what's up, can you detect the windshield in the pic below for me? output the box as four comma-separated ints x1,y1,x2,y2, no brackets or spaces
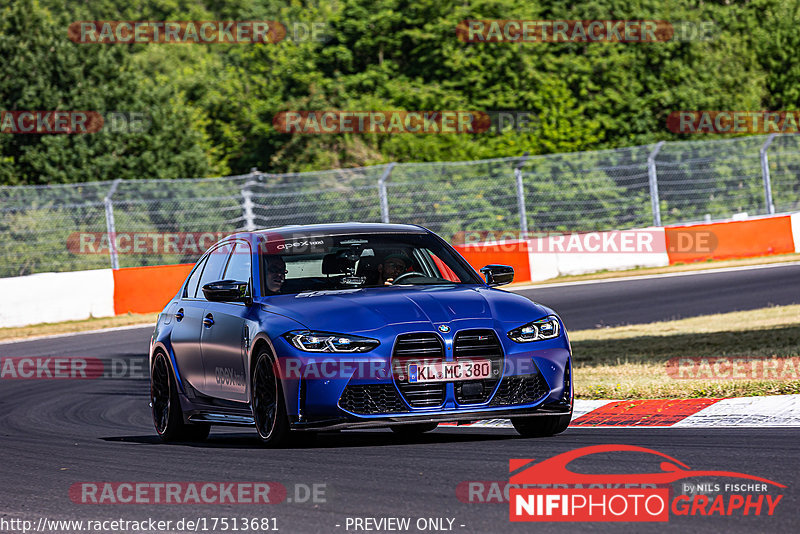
258,232,481,296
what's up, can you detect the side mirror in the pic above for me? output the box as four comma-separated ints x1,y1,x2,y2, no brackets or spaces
202,280,251,304
480,264,514,287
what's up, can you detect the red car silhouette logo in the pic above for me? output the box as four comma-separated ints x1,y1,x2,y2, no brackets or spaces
510,444,785,487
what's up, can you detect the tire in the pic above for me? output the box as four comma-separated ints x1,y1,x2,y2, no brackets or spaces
511,414,571,438
390,422,439,435
251,350,291,447
150,352,210,442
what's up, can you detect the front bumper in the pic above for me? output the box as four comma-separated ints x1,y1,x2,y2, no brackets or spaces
274,321,573,429
289,402,572,431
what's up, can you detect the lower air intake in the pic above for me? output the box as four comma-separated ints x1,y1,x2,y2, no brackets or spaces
490,368,549,406
339,384,407,415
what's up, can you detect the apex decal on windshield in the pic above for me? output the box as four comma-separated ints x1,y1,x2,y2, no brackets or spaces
275,240,324,250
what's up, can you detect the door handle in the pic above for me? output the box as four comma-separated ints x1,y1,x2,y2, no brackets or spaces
203,313,214,327
175,309,184,321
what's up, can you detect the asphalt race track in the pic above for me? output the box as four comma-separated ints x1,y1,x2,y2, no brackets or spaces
0,377,797,533
518,262,800,330
2,263,799,533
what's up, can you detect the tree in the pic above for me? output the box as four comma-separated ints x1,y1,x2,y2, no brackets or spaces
0,0,221,185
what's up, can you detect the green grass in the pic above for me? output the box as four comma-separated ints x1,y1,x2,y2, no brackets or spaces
571,305,800,399
0,313,158,342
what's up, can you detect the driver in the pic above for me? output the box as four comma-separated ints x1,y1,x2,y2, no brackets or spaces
264,255,287,295
378,253,411,285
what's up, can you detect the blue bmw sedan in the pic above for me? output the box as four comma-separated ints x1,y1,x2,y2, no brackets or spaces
149,223,573,446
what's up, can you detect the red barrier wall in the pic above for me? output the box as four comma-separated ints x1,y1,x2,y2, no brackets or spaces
453,240,532,283
112,263,193,315
665,216,794,264
109,216,798,316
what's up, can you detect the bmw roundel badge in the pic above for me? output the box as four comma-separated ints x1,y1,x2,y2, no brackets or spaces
438,325,451,333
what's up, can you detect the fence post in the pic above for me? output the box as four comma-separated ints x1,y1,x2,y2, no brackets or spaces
760,134,776,215
378,162,396,223
514,152,530,238
103,179,122,270
242,168,259,231
647,141,665,227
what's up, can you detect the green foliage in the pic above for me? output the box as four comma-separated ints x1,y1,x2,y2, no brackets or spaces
2,0,797,180
0,0,222,185
3,0,800,276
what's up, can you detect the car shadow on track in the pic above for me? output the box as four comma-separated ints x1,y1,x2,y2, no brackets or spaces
102,428,520,449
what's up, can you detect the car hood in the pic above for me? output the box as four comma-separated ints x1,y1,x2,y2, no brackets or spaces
258,285,551,333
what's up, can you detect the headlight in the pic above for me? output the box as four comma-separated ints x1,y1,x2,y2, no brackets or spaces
283,331,380,353
507,316,560,343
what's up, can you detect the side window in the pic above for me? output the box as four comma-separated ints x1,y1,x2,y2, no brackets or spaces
224,242,252,282
184,256,208,298
196,243,233,300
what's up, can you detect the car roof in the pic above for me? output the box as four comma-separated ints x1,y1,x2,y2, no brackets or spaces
205,224,432,252
253,222,428,236
220,223,430,242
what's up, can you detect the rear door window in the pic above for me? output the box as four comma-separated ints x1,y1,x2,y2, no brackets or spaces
184,256,208,298
223,242,252,282
196,243,233,299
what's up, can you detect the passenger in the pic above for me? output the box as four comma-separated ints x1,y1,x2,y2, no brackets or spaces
379,253,411,285
264,255,287,295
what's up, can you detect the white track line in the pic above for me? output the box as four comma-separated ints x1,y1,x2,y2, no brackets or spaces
509,261,800,291
0,323,154,346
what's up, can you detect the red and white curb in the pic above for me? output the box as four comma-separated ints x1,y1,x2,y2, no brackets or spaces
673,395,800,427
441,395,800,428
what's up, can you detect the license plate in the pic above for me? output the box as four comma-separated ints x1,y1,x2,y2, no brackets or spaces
408,359,492,383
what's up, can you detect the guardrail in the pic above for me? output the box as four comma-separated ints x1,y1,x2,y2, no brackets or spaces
3,134,800,278
2,212,799,328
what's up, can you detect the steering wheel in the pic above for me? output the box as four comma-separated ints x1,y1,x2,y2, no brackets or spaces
391,271,427,285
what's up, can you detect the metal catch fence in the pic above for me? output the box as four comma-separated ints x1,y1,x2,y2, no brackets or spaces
1,134,799,277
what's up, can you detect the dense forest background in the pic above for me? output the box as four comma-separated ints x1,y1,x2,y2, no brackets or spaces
0,0,798,185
